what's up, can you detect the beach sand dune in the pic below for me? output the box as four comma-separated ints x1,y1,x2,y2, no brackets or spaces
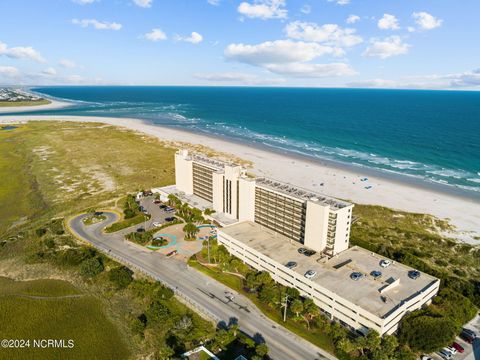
1,115,479,243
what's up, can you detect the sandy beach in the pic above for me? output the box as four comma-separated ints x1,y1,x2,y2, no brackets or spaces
0,99,72,113
1,115,479,244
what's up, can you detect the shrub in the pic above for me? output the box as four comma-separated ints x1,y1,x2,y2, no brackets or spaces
109,266,134,289
35,228,47,237
80,257,105,278
146,300,170,323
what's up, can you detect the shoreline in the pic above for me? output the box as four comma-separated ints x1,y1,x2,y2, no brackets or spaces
0,98,72,114
1,114,479,244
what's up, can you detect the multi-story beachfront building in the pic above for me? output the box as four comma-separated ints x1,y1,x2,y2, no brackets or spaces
173,149,353,256
155,149,440,336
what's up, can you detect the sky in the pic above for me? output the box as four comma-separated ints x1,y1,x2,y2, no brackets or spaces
0,0,479,89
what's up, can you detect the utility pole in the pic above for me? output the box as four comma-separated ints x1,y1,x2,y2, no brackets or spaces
283,294,289,322
207,237,211,264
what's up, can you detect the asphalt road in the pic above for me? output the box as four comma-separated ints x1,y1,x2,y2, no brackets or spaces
68,212,335,360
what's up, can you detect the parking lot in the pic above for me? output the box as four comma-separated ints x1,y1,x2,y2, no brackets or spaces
134,195,209,260
429,315,479,360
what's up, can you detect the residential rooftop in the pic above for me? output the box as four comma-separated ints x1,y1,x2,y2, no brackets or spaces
219,221,438,319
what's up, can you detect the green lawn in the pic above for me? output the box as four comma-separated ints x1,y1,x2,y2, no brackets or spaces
188,258,336,354
0,99,51,107
0,277,130,360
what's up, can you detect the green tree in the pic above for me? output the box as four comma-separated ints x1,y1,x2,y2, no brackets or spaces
399,313,457,353
183,222,199,240
228,323,239,337
80,257,104,278
255,343,269,357
302,298,320,329
290,299,304,317
109,266,134,289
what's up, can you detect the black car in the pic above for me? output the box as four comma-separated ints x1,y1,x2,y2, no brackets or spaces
297,247,307,254
165,217,176,222
94,211,103,216
136,227,145,233
462,328,477,338
370,270,382,279
285,261,298,269
408,270,421,280
304,250,316,257
159,204,167,209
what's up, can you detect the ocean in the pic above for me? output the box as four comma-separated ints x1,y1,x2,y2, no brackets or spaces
13,86,480,196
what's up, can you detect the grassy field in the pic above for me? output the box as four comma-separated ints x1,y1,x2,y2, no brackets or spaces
0,277,130,360
0,99,51,107
0,121,175,234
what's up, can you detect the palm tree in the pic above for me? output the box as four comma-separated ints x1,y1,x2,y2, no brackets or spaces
183,222,199,240
290,299,304,318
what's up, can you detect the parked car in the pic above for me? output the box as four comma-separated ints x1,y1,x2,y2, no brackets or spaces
460,332,475,344
94,211,103,216
153,200,161,204
462,328,477,338
159,204,167,209
304,250,316,257
408,270,421,280
298,247,307,254
285,261,297,269
165,217,176,222
304,270,317,279
152,222,162,227
451,342,464,353
420,356,433,360
438,349,453,360
370,270,382,279
166,250,177,257
380,259,392,268
165,207,175,212
350,272,364,281
445,346,457,356
136,227,145,233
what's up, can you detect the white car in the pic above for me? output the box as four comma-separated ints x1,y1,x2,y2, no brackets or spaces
152,222,162,227
438,349,453,360
445,347,457,356
304,270,317,279
380,259,392,268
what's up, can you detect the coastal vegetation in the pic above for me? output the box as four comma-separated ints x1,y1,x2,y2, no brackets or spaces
105,194,150,233
0,99,51,107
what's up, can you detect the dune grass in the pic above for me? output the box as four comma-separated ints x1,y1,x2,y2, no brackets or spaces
0,99,51,107
0,277,130,360
0,121,175,235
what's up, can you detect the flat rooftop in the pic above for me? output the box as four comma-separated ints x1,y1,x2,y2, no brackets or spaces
219,221,438,319
255,177,352,210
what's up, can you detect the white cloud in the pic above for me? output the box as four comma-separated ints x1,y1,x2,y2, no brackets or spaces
264,63,356,77
347,69,480,89
0,41,46,63
144,28,167,41
194,72,285,85
238,0,287,20
300,5,311,14
59,59,77,68
363,36,410,59
72,19,122,30
412,12,442,30
407,26,416,33
225,39,355,78
207,0,220,5
133,0,152,8
71,0,97,4
0,66,20,77
284,21,362,48
328,0,350,5
41,67,57,76
378,14,400,30
225,40,342,65
175,32,203,44
346,15,360,24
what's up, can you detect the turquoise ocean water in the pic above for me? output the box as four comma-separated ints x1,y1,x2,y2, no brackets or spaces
6,86,480,197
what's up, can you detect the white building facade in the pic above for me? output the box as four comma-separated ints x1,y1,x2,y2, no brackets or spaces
175,149,353,256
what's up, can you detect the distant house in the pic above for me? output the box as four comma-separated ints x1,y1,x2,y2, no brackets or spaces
181,346,219,360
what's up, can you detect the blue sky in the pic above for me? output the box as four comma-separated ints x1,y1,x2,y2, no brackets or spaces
0,0,479,88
